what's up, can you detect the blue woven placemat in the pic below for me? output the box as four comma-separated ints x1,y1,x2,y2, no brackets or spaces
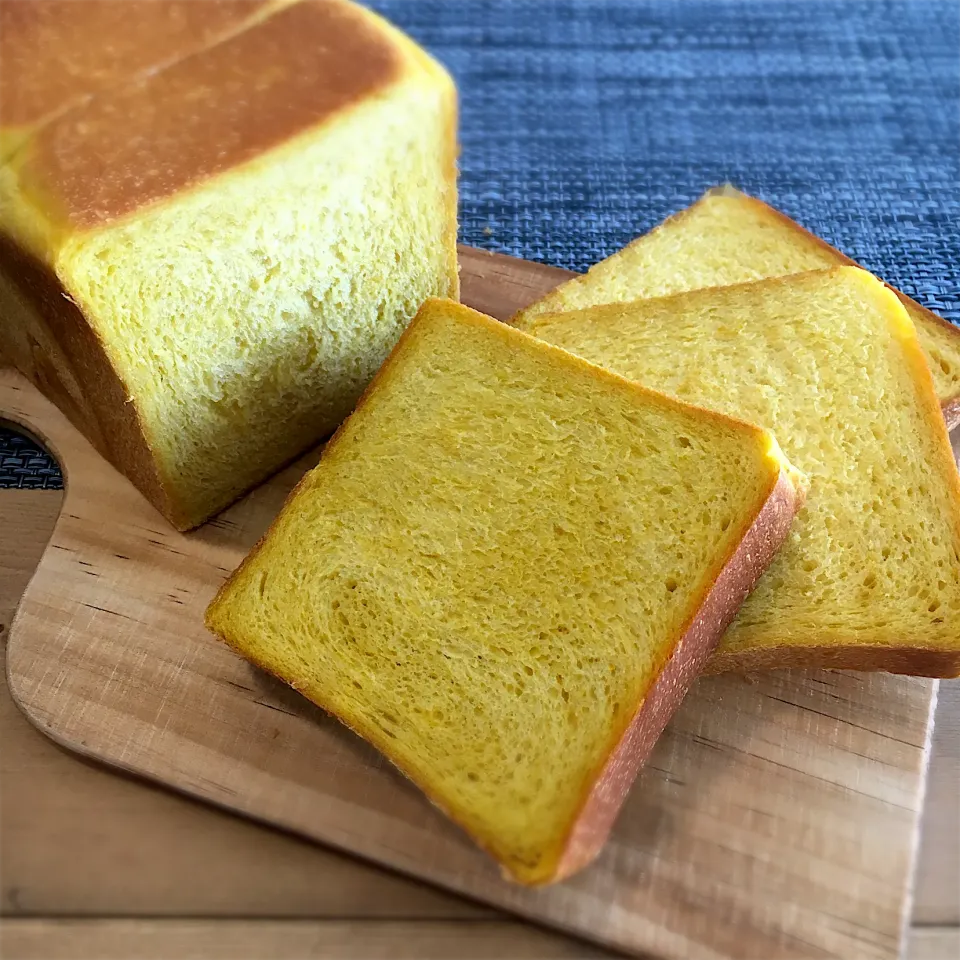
2,0,958,488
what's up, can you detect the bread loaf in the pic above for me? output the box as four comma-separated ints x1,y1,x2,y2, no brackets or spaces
206,298,803,884
513,188,960,424
520,268,960,677
0,0,459,529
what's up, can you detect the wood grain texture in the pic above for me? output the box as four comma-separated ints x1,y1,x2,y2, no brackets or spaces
0,919,610,960
0,500,955,942
1,510,484,923
0,248,941,959
913,682,960,924
0,491,59,628
907,928,960,960
3,921,958,960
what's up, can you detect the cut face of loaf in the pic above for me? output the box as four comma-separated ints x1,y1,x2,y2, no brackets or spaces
206,298,803,884
512,188,960,422
0,0,458,529
521,268,960,677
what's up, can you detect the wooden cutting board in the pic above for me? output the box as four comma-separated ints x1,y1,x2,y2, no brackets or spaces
2,247,938,960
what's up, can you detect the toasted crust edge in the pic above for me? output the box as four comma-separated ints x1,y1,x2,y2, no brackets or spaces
0,231,174,522
0,58,459,531
704,644,960,678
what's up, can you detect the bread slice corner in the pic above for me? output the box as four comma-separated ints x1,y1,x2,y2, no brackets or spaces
512,187,960,422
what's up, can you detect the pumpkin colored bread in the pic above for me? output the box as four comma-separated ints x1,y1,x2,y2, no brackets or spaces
518,268,960,677
207,298,802,883
513,187,960,425
0,0,458,529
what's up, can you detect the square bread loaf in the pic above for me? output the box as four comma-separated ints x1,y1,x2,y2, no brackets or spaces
207,298,803,884
0,0,459,529
512,187,960,424
519,268,960,677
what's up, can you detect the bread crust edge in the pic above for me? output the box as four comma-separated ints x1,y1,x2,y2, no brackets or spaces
0,231,175,522
549,463,802,882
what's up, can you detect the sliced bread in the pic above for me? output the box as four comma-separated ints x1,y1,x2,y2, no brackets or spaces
206,298,802,884
521,268,960,677
512,187,960,423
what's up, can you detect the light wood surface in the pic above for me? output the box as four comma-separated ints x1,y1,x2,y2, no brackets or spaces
908,928,960,960
913,679,960,925
5,922,960,960
0,248,954,959
8,920,960,960
1,919,611,959
0,508,956,954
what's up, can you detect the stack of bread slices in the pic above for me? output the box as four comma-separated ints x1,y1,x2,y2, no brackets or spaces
210,188,960,884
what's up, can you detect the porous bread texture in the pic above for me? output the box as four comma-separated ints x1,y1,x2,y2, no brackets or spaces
523,268,960,677
0,0,459,530
512,188,960,416
207,298,800,884
63,83,455,528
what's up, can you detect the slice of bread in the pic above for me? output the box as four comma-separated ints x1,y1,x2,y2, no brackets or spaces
206,298,803,884
512,187,960,424
521,268,960,677
0,0,458,529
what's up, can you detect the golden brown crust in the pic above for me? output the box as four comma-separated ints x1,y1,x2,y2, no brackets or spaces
0,233,173,523
0,1,278,142
20,0,404,229
0,0,454,530
705,644,960,678
552,466,802,881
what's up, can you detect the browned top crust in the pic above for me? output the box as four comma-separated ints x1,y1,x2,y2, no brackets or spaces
0,0,276,131
16,0,405,229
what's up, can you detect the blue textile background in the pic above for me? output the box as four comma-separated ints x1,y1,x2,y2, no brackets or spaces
2,0,958,488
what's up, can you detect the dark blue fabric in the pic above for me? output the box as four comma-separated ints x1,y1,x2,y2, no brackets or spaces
0,430,64,489
3,0,957,487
